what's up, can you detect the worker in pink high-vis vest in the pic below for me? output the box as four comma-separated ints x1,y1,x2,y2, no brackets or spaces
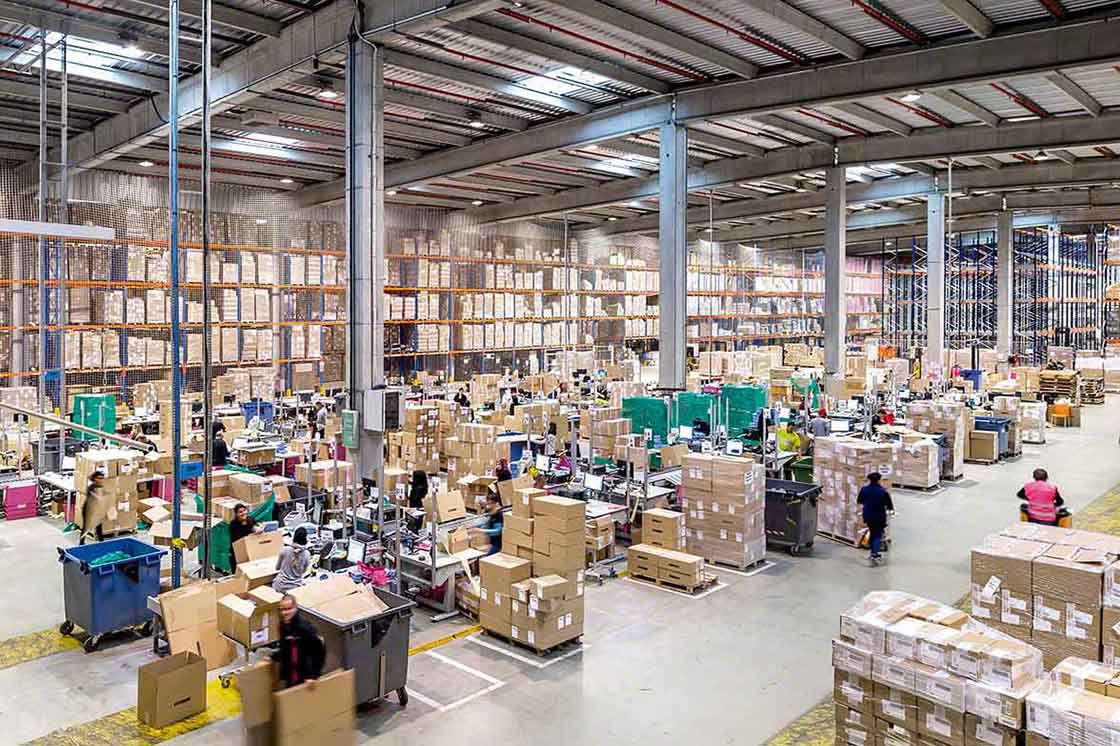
1018,468,1064,525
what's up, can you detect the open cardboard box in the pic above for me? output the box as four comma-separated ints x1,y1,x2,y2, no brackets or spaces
233,532,284,564
239,664,355,746
158,582,236,671
137,651,206,728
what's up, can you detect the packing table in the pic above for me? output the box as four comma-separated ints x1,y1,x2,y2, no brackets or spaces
396,546,485,621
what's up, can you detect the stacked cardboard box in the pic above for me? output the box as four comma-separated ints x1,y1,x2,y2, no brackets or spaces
531,495,587,578
1019,402,1047,445
627,543,706,589
1024,672,1120,744
479,550,585,652
74,449,142,534
591,416,631,463
469,374,501,410
680,454,766,568
971,525,1120,669
834,591,1044,746
813,438,895,545
293,461,354,490
888,435,941,490
444,422,509,487
990,396,1023,455
585,515,615,562
907,400,967,479
642,508,684,550
386,403,438,475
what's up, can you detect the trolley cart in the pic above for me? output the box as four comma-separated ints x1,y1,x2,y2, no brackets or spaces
763,478,820,556
58,537,165,652
302,586,415,707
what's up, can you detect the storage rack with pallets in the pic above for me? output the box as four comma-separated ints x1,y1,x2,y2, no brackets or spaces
0,212,344,406
883,238,928,354
1038,369,1080,403
946,230,998,351
1082,375,1105,404
1014,227,1102,364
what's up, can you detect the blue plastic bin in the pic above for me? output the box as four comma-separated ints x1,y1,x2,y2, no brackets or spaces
58,537,165,651
240,399,275,426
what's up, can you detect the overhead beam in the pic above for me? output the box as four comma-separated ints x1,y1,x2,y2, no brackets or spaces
0,0,204,65
538,0,759,79
832,102,913,136
751,113,835,145
127,147,337,181
1048,149,1077,165
48,0,502,178
687,129,766,157
934,0,994,38
119,0,282,38
382,49,593,114
468,109,1120,222
1045,71,1102,116
93,159,299,190
725,0,865,60
452,19,671,94
0,77,132,114
292,20,1120,206
928,89,1000,126
384,87,529,131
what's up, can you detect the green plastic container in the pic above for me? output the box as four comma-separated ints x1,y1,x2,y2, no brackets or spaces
720,384,768,438
790,457,815,484
672,392,717,431
621,396,668,441
71,393,117,441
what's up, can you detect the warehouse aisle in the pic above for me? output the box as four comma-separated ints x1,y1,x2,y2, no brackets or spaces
6,402,1120,746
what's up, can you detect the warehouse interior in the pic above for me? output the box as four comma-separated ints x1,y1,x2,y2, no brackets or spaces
6,0,1120,744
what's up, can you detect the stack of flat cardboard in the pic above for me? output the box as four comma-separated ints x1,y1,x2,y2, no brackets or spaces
813,438,894,546
834,591,1044,746
680,455,766,569
907,400,967,479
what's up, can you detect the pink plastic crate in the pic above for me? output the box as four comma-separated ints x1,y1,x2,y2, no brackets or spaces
4,482,38,520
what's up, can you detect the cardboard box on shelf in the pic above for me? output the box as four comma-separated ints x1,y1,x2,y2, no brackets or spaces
136,651,207,728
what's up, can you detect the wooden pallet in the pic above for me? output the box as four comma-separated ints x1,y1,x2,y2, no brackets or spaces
628,570,719,595
941,472,966,482
702,555,767,572
481,628,583,656
965,458,998,465
893,481,941,492
817,531,892,552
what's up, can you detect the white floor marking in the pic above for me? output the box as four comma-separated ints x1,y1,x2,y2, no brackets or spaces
404,687,444,711
623,576,728,599
464,633,588,669
426,650,504,685
708,560,775,578
439,682,506,712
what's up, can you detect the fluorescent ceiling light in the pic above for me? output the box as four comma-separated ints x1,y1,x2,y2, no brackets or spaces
469,120,484,128
255,218,268,225
138,160,154,167
386,190,398,196
471,200,483,206
521,66,605,97
318,87,340,100
607,217,618,221
900,92,921,103
280,177,294,184
245,132,298,146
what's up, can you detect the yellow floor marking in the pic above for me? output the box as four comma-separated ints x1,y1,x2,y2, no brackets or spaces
763,481,1120,746
24,621,483,745
0,629,81,671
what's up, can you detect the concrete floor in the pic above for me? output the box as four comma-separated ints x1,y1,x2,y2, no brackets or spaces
5,400,1120,745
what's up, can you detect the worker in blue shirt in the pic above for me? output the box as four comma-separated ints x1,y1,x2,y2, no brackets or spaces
856,472,894,565
470,494,504,555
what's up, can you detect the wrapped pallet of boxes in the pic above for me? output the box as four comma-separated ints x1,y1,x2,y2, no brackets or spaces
1026,676,1120,745
681,456,766,569
907,400,967,479
889,435,941,490
1019,402,1046,445
813,438,894,547
970,534,1049,644
834,591,1044,746
1031,545,1108,669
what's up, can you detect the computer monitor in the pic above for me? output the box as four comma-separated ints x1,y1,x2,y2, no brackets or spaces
535,454,550,472
726,439,743,456
830,419,851,434
779,407,791,420
678,425,693,440
584,473,603,492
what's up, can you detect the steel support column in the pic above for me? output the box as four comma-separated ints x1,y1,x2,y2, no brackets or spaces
927,194,947,373
996,210,1013,358
823,165,846,390
658,122,687,390
346,33,385,482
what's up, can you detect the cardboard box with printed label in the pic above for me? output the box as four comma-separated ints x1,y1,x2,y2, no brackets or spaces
643,508,684,550
962,714,1016,746
835,669,876,715
681,453,714,494
230,473,272,504
511,486,547,518
918,696,965,745
136,651,207,728
873,682,919,731
217,586,282,648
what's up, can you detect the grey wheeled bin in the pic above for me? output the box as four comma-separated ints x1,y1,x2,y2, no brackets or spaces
302,586,416,707
763,478,820,556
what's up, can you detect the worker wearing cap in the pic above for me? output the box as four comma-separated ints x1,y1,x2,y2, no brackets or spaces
808,408,830,438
